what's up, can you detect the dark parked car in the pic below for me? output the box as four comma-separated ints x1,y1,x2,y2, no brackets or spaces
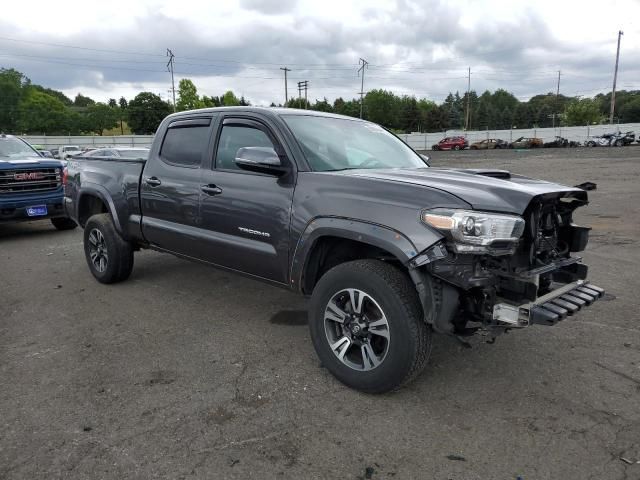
621,131,635,146
432,136,468,151
509,137,543,149
65,107,604,393
0,135,77,230
469,139,508,150
543,136,579,148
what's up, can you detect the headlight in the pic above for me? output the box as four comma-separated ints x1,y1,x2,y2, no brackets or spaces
421,208,525,254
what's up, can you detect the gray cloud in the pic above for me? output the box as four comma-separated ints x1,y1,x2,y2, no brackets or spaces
239,0,298,14
1,0,638,105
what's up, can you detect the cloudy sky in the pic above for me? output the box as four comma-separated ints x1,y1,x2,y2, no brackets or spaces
1,0,639,105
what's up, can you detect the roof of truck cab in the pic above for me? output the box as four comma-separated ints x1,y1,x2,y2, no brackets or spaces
165,106,369,122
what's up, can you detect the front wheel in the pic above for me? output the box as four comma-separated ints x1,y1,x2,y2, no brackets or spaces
51,217,77,231
83,213,134,284
309,260,432,393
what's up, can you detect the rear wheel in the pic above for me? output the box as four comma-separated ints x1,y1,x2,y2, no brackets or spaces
453,145,461,151
51,217,77,231
83,213,134,284
309,260,432,393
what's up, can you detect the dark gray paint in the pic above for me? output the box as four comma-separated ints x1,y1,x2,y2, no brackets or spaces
64,106,590,292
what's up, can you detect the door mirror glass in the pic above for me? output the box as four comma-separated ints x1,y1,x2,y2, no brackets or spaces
419,154,431,166
234,146,285,175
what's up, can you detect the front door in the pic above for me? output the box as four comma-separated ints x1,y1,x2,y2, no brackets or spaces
140,116,214,256
199,116,295,284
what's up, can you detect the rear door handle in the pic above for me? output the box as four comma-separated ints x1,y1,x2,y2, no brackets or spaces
145,177,162,187
201,184,223,196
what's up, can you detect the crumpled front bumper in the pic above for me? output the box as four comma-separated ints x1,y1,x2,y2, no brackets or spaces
493,280,605,327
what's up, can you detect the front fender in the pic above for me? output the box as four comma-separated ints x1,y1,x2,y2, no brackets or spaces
290,216,421,291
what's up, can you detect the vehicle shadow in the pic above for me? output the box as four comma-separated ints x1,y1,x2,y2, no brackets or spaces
0,221,66,241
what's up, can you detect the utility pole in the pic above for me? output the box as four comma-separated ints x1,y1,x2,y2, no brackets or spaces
464,67,471,130
609,30,623,125
358,58,368,119
280,67,291,106
297,81,309,109
166,49,176,111
552,70,561,129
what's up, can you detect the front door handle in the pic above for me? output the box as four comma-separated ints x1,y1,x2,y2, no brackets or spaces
145,176,162,187
201,184,223,196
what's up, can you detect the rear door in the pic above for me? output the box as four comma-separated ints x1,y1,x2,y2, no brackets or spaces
198,115,296,283
140,115,215,256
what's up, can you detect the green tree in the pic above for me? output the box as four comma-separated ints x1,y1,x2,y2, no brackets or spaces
222,91,240,106
74,93,95,107
0,68,30,133
176,78,203,111
85,103,119,135
108,98,117,108
618,96,640,123
417,99,437,132
311,97,333,113
399,96,420,132
364,89,399,127
118,97,128,135
202,95,222,107
18,89,68,134
127,92,172,134
564,99,603,126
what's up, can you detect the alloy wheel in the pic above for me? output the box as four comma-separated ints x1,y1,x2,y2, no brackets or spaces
323,288,390,371
88,228,108,273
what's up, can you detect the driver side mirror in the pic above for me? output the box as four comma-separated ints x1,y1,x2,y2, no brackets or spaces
420,154,431,166
234,147,287,175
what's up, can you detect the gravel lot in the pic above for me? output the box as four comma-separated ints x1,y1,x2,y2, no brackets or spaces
1,146,639,479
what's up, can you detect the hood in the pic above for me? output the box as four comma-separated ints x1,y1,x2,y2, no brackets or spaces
0,157,64,170
335,167,587,214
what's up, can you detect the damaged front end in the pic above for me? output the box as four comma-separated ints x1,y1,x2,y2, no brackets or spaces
410,190,605,344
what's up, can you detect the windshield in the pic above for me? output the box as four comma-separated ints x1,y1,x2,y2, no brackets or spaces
0,137,41,158
283,115,427,171
66,146,80,151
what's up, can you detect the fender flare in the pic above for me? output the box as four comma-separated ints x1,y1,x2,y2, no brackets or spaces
76,184,123,234
290,216,419,292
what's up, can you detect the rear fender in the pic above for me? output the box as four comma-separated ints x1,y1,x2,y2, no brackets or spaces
77,185,123,234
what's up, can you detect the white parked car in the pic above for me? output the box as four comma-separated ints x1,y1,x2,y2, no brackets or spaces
56,145,82,159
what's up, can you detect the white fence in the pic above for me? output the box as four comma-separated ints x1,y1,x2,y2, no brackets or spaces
21,135,154,149
21,123,640,152
400,123,640,151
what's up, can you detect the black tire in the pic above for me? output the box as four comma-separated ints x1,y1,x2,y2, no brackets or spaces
453,145,461,151
51,217,77,231
83,213,134,284
470,146,477,150
309,259,432,393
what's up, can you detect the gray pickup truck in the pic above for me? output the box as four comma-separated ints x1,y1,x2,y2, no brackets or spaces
65,107,604,393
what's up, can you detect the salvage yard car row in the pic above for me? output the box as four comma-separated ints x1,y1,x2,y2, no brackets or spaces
432,131,638,150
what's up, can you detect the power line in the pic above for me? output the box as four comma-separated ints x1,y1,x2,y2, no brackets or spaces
280,67,291,106
465,67,471,130
166,49,176,111
610,30,623,124
358,58,368,119
553,70,561,128
297,80,309,109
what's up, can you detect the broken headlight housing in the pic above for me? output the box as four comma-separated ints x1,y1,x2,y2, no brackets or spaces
421,208,525,255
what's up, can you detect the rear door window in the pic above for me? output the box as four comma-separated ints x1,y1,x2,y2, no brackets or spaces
160,121,211,167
